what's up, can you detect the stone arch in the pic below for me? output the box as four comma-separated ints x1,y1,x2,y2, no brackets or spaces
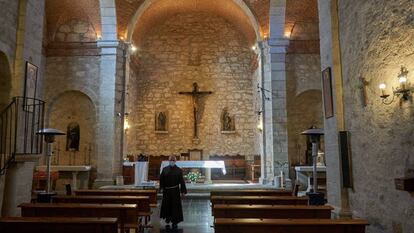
125,0,261,45
0,51,12,110
287,89,323,167
46,90,97,186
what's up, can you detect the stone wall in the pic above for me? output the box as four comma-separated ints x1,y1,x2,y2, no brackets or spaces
319,0,414,232
0,0,19,65
286,54,322,168
54,19,97,42
127,12,259,157
338,1,414,232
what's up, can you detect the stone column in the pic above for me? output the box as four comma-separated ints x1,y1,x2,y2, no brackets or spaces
1,155,41,216
269,0,289,181
259,41,274,184
317,0,351,218
94,0,122,187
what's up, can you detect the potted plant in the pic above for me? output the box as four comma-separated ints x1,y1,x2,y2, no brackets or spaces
186,171,200,184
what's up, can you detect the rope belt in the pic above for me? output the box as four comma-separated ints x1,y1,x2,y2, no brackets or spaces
164,185,179,190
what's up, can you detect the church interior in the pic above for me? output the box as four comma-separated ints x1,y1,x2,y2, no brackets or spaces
0,0,413,232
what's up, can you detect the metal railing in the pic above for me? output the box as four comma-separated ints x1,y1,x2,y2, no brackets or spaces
0,97,45,175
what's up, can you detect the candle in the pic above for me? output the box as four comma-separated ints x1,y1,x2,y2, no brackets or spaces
280,170,284,189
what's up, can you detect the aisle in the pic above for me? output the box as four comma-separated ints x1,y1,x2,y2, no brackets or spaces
145,198,214,233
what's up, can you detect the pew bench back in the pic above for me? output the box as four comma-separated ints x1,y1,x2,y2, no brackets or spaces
212,204,333,219
0,217,118,233
214,218,368,233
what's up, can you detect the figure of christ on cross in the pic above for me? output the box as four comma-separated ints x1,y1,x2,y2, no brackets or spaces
179,82,213,139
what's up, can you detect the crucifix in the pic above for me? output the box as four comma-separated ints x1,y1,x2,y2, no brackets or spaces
179,82,213,139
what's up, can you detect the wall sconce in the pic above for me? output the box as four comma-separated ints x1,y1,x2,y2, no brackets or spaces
379,66,413,105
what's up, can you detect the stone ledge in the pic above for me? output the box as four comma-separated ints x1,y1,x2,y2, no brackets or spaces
221,131,236,134
155,131,168,134
14,154,42,163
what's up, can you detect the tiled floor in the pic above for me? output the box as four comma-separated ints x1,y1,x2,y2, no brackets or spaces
145,198,214,233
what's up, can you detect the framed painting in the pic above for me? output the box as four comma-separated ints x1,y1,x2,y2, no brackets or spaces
322,67,334,118
24,62,38,112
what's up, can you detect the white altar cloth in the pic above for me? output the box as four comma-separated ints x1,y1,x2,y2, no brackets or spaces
36,165,91,190
294,166,326,192
123,162,149,186
160,161,226,175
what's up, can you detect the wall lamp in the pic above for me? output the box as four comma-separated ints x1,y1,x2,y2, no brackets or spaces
379,66,413,105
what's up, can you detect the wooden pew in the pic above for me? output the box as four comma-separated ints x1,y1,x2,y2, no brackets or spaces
214,218,369,233
212,204,332,219
210,189,292,197
0,217,118,233
19,203,138,233
211,196,309,206
52,195,150,212
74,189,157,207
52,195,151,229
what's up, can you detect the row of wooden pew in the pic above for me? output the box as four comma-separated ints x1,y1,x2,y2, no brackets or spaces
0,189,158,233
210,189,368,233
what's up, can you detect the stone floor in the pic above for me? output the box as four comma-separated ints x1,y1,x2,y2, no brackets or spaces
145,198,214,233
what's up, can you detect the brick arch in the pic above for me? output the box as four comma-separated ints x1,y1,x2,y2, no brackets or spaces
287,89,323,165
125,0,261,45
0,51,12,109
46,90,98,172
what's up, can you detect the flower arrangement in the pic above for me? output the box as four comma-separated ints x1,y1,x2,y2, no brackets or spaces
186,171,200,183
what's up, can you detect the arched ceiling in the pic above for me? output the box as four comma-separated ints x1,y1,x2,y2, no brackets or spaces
43,0,318,53
120,0,261,45
285,0,319,53
45,0,101,42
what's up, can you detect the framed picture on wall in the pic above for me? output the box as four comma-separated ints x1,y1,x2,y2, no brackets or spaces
322,67,334,118
24,62,38,112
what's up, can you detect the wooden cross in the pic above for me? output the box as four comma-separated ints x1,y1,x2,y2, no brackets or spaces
179,82,213,139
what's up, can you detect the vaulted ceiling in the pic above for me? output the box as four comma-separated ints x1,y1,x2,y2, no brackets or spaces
45,0,101,42
45,0,319,52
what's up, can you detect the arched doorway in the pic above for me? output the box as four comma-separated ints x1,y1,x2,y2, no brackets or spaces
47,90,97,189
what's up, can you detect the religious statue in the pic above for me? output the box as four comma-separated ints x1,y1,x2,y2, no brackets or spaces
66,122,80,151
221,108,235,131
155,112,167,131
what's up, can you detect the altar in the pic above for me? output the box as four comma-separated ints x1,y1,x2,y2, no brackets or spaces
295,165,326,192
160,160,226,184
36,165,91,190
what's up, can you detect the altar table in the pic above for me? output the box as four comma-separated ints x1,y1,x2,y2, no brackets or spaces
36,165,91,190
294,166,326,192
160,161,226,184
123,162,149,186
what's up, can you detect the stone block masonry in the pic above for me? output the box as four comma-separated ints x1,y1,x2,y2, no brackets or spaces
127,12,260,157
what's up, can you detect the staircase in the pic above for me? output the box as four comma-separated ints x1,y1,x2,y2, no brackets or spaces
0,97,45,175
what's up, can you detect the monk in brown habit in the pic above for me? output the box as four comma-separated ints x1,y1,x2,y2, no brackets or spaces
160,155,187,229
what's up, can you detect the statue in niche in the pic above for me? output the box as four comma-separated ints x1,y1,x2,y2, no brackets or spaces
155,112,167,131
66,122,80,151
221,108,235,132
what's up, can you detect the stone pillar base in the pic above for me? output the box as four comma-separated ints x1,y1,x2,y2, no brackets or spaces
331,205,353,219
2,154,41,216
93,178,114,189
259,176,273,185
